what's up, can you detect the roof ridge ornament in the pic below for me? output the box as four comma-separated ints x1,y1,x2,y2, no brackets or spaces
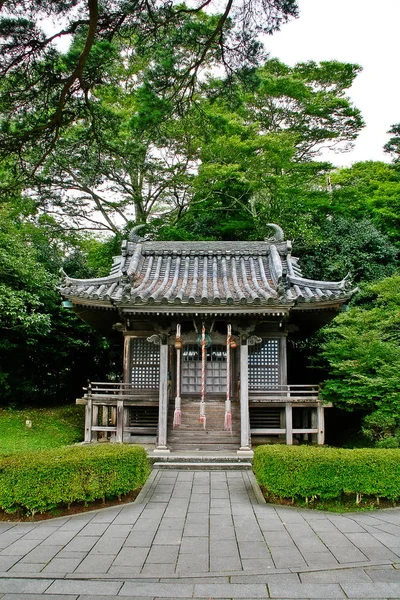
266,223,285,243
340,272,353,290
128,224,146,242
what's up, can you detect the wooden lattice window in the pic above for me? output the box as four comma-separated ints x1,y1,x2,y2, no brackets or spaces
182,344,227,394
131,338,160,389
248,339,280,390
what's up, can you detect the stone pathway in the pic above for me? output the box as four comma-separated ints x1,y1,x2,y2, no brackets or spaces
1,469,400,598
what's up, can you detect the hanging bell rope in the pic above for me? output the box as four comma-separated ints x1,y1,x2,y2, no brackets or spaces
173,323,182,428
200,323,206,429
224,323,232,432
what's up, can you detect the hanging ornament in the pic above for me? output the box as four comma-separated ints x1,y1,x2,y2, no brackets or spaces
200,324,206,428
224,324,232,432
196,333,212,347
173,324,182,428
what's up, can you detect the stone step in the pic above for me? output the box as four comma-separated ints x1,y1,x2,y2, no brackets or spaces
153,461,252,470
150,454,249,463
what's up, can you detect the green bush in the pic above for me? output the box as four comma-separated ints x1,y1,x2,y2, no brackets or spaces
362,412,399,445
376,437,400,449
253,445,400,502
0,444,150,515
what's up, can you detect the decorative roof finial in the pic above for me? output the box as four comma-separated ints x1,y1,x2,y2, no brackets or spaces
266,223,285,243
129,224,146,242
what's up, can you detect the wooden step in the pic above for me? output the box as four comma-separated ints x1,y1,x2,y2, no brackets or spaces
167,399,241,451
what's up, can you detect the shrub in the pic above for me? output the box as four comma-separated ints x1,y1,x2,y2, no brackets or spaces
0,444,150,515
376,437,400,449
362,412,399,444
253,445,400,502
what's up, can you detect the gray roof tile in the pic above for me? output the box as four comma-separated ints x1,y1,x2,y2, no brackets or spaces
60,238,355,310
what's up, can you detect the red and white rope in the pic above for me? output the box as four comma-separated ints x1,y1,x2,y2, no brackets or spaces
173,323,181,427
200,324,206,429
224,323,232,431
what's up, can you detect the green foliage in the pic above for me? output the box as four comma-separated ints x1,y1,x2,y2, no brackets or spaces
0,211,55,334
63,234,124,278
320,275,400,442
0,0,297,168
329,162,400,247
0,405,85,455
253,445,400,502
0,200,122,406
384,123,400,164
0,444,150,515
362,413,400,447
166,59,363,241
297,217,398,283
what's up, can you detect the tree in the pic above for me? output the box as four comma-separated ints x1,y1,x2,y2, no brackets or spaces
328,161,400,247
0,0,298,162
320,275,400,446
384,123,400,164
30,73,200,232
0,209,54,338
297,216,398,284
155,59,363,241
0,193,122,406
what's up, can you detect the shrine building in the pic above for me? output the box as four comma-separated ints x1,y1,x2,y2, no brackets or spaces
60,224,354,456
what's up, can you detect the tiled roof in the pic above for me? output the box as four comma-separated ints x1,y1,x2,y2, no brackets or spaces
60,236,354,310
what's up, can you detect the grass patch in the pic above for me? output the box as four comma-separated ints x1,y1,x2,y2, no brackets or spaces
0,405,85,455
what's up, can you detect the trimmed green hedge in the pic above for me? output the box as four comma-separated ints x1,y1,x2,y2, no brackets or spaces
0,444,150,515
253,445,400,502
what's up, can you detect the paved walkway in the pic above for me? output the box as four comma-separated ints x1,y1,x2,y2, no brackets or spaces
1,469,400,598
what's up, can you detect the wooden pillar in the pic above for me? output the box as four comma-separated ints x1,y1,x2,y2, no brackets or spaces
84,382,93,443
285,402,293,445
279,333,288,385
116,400,124,443
238,336,252,454
311,407,318,443
302,409,309,441
317,404,325,445
91,404,99,442
84,400,93,443
123,335,133,383
155,336,170,453
99,405,109,442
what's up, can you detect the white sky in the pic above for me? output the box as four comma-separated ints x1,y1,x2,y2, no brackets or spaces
262,0,400,167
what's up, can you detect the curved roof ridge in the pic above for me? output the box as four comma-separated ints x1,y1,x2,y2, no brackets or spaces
288,273,350,291
60,272,120,286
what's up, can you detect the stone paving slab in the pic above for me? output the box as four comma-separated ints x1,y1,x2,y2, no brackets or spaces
0,579,400,600
268,582,345,598
0,579,53,594
3,468,400,597
1,595,79,600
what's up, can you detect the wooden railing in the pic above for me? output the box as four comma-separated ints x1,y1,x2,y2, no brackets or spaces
78,382,159,443
82,381,159,404
249,384,320,404
77,381,324,445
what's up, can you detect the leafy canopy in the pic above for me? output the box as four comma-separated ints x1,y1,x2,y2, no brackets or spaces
320,275,400,444
0,0,298,161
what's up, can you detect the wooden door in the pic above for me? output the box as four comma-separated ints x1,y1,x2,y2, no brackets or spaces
181,344,227,394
